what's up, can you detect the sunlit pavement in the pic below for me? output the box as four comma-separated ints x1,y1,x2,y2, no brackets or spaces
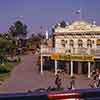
0,53,92,93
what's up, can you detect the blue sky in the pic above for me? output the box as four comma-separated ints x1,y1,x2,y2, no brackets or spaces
0,0,100,36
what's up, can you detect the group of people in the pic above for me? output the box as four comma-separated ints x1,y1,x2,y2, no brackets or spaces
55,74,75,90
90,68,100,88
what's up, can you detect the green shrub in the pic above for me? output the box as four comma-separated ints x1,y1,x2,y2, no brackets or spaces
0,63,14,74
0,66,10,73
5,63,13,70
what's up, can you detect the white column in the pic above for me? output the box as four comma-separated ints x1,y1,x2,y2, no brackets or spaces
40,55,43,74
45,30,49,40
71,61,74,77
55,60,57,75
88,62,91,78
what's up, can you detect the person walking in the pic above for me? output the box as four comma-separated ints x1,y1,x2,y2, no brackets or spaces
68,77,75,90
55,74,62,89
97,72,100,87
93,71,98,88
89,69,99,88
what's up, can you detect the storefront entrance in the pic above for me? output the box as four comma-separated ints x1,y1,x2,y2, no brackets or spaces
73,61,78,74
82,62,88,74
69,61,88,75
69,61,78,74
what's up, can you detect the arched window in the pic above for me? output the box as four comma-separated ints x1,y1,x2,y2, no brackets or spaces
87,39,92,47
61,40,65,47
92,40,95,44
69,39,74,47
78,39,83,47
66,40,67,44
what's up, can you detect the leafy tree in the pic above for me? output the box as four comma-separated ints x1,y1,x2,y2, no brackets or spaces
8,20,28,54
9,20,27,38
0,37,12,64
28,33,45,49
9,25,16,37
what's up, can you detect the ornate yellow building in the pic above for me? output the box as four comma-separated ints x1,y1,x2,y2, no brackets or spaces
40,20,100,78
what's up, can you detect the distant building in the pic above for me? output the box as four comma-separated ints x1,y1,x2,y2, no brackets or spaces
40,20,100,78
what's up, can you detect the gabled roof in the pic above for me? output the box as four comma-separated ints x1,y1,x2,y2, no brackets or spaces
69,21,92,30
54,21,100,33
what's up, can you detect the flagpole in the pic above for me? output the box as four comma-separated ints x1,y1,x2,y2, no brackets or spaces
75,9,82,21
79,8,82,20
79,0,82,20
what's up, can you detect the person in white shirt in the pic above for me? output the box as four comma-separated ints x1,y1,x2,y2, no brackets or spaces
97,72,100,87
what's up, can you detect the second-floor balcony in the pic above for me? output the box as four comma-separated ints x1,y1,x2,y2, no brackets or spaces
40,45,100,57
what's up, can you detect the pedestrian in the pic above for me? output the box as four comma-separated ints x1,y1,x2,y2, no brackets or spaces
91,70,96,77
55,74,62,89
90,69,99,88
68,77,75,90
97,72,100,87
92,71,98,88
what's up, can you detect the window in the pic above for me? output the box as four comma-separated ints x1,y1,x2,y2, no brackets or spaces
78,39,83,47
66,40,67,44
87,39,92,48
69,39,74,47
92,40,95,44
61,39,65,47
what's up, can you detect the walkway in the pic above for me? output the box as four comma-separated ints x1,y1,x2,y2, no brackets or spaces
0,53,92,93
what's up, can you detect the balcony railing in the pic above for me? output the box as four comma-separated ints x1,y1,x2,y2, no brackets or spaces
41,45,100,57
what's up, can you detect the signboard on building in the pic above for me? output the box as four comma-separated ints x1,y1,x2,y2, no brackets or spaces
51,54,95,61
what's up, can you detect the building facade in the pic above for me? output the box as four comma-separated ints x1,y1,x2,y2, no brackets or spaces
40,21,100,78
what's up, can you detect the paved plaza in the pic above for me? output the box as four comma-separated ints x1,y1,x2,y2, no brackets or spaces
0,53,92,93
